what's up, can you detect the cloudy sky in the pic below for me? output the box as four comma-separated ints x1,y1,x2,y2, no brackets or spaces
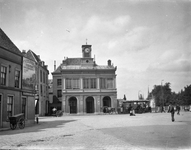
0,0,191,99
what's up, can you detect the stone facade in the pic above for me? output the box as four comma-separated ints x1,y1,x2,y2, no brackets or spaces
52,44,117,114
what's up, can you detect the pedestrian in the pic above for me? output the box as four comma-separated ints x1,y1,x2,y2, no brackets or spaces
168,102,175,122
161,106,165,113
130,107,135,116
176,105,180,115
52,107,57,116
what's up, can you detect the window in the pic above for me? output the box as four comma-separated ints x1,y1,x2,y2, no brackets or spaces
66,78,72,89
107,78,114,89
0,66,7,85
40,84,43,96
100,78,106,89
15,70,20,88
57,90,62,97
100,78,114,89
90,78,96,89
83,78,89,89
83,78,97,89
57,79,62,86
7,96,13,118
43,72,45,83
40,70,42,82
66,78,80,89
73,79,80,89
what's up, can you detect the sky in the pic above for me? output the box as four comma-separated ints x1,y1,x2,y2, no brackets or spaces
0,0,191,99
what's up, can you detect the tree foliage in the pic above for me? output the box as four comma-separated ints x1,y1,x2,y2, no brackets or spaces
148,83,191,106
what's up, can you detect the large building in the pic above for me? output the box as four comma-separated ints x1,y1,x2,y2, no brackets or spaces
22,50,49,116
0,28,35,128
52,44,117,114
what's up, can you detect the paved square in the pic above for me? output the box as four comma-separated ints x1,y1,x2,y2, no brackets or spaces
0,112,191,150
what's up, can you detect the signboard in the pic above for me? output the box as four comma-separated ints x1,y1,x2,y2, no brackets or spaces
22,57,36,90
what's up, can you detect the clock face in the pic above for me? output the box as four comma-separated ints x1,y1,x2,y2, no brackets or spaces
85,48,90,53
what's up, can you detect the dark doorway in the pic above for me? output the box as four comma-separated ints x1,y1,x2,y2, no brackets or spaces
86,97,94,113
69,97,77,114
103,96,111,107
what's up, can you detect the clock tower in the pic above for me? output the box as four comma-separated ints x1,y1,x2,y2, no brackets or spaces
82,45,92,58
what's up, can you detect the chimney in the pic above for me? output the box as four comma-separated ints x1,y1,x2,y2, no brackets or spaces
108,60,111,66
37,55,40,59
54,61,56,71
22,50,26,54
41,61,44,66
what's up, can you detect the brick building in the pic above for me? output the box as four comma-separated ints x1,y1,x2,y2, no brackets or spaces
22,50,49,116
0,28,35,128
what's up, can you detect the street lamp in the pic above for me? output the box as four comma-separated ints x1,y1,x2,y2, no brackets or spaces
161,80,164,111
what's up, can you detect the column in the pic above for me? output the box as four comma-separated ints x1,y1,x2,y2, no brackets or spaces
94,96,97,114
79,95,83,114
97,78,100,89
62,96,66,114
80,78,83,89
63,78,66,89
97,96,100,113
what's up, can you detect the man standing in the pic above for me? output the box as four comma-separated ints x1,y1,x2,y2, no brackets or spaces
176,105,180,115
169,102,175,122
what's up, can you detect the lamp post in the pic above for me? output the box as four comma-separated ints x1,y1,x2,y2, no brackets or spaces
161,80,164,112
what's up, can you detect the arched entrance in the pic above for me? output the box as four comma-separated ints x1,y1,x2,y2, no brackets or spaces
103,96,111,107
69,97,77,114
86,97,94,113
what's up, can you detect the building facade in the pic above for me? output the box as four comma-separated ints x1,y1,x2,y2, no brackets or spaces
22,50,49,116
0,28,35,128
52,44,117,114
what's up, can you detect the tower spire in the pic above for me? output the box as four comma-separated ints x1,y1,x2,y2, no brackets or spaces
86,38,88,45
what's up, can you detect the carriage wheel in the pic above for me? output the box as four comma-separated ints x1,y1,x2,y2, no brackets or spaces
18,118,25,129
10,123,17,130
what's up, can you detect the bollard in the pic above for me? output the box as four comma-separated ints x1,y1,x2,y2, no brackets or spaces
36,117,39,124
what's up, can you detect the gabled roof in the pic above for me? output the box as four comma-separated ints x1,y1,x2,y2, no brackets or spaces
27,50,41,63
0,28,21,55
51,64,62,74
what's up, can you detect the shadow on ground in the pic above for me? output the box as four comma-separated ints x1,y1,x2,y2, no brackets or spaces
0,119,76,135
99,121,191,149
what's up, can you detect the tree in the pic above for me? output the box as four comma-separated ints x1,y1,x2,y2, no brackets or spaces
149,83,191,106
150,82,172,106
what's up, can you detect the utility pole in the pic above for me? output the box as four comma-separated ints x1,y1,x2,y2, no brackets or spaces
161,80,164,112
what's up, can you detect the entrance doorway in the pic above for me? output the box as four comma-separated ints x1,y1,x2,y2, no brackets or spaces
69,97,77,114
86,97,94,113
103,96,111,107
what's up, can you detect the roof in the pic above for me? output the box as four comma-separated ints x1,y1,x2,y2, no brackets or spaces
27,50,41,63
61,65,116,70
123,100,150,103
29,50,41,62
0,28,22,55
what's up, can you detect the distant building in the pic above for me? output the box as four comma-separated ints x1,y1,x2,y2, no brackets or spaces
51,44,117,114
0,28,35,128
22,50,49,116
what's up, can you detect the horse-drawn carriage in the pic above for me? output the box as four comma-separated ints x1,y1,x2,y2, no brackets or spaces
9,113,25,130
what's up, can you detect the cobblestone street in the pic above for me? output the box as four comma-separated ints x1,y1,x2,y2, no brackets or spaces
0,112,191,150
